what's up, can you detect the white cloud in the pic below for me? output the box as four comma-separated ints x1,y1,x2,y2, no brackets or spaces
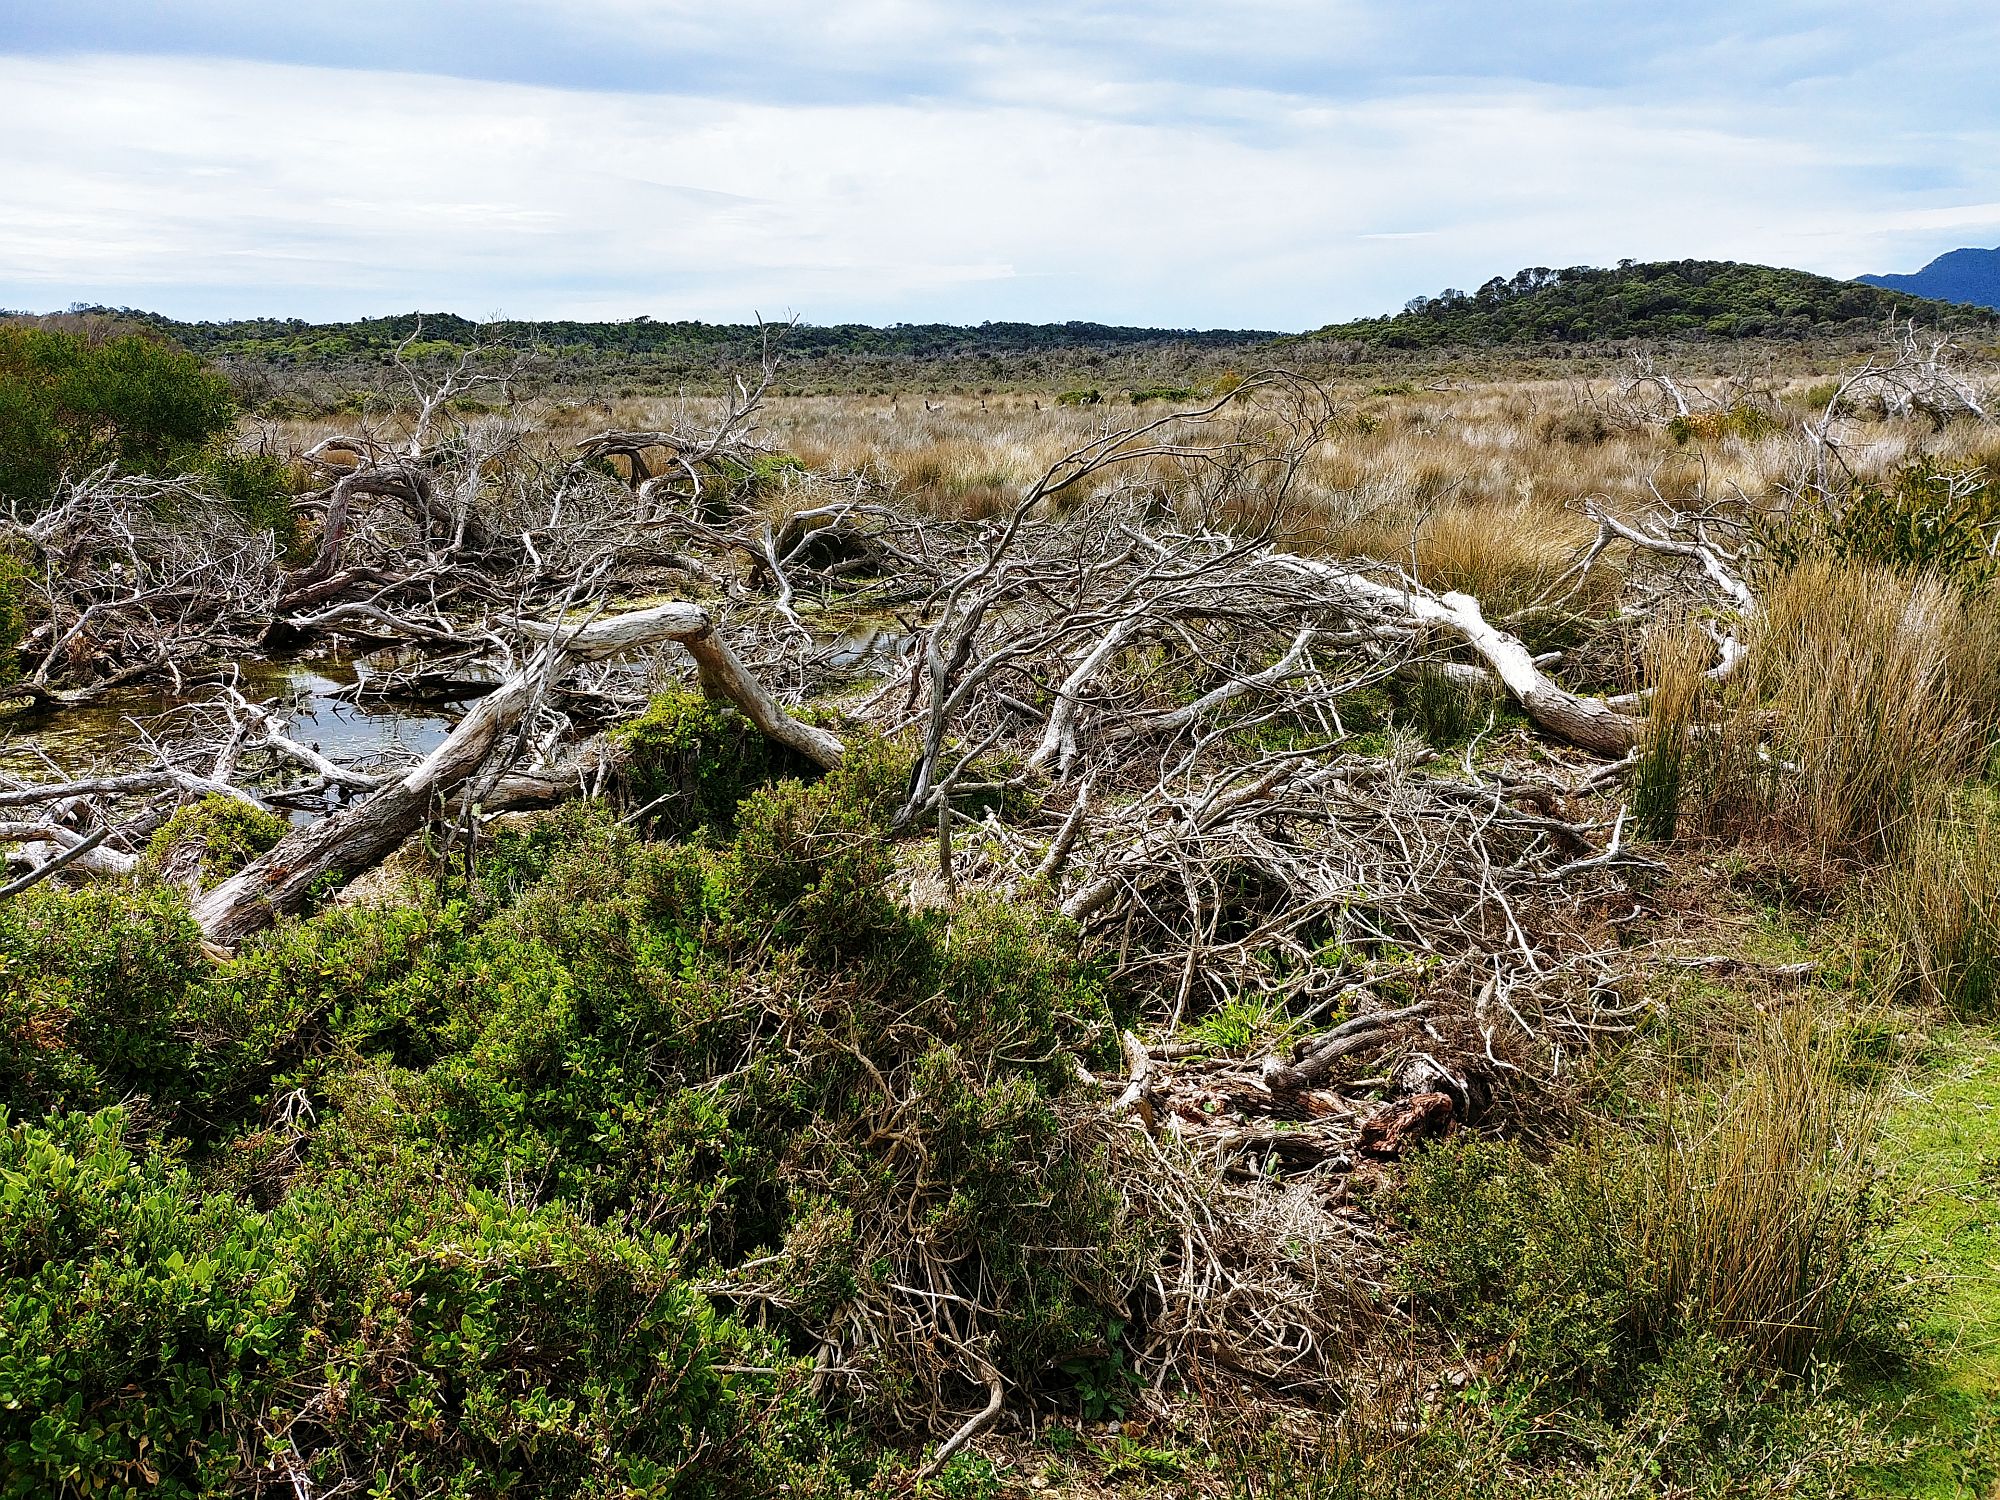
0,48,1991,324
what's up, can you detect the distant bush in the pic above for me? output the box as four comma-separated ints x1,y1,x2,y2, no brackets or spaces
1126,385,1198,404
1312,259,1996,348
0,326,235,502
1772,458,2000,589
1666,402,1781,445
1055,387,1102,406
197,447,301,553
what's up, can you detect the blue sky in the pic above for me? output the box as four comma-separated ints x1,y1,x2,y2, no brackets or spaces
1,1,1996,327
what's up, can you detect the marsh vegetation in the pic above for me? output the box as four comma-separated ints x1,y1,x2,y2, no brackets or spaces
2,309,1999,1497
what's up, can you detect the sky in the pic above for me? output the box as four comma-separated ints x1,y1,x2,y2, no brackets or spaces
1,2,1997,329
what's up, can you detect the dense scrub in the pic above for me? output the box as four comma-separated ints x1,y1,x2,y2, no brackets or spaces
1310,259,1997,348
0,736,1139,1495
0,326,235,503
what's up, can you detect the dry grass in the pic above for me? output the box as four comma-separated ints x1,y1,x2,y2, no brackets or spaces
1632,1003,1885,1373
1741,559,2000,857
1880,791,2000,1016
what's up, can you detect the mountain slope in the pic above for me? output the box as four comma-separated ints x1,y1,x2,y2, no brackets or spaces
1859,246,2000,311
1307,258,1996,348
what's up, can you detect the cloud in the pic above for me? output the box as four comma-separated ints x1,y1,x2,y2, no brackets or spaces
0,5,1995,324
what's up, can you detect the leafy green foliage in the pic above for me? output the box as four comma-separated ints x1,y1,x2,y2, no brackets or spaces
0,326,235,503
197,448,301,553
143,796,291,892
0,1108,850,1499
1310,260,1996,348
1771,458,2000,589
612,691,823,837
0,543,26,685
0,743,1133,1488
0,882,210,1118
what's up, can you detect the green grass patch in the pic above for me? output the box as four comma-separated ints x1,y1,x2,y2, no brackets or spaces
1858,1025,2000,1497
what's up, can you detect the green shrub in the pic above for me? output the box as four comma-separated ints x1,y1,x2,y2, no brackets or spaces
1398,1013,1889,1404
1770,459,2000,589
0,326,235,503
1055,388,1102,407
611,691,823,838
143,796,291,892
198,448,300,553
0,543,26,685
0,1107,852,1500
0,743,1135,1444
0,882,210,1117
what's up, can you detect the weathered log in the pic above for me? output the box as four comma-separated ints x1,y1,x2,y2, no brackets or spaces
193,603,842,945
1261,1003,1430,1092
1263,553,1642,755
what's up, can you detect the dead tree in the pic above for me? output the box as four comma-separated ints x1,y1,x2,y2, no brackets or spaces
192,600,841,945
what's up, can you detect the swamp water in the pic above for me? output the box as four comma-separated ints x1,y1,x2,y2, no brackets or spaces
0,656,472,783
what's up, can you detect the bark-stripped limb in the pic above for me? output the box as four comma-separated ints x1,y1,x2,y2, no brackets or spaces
192,602,841,946
1254,548,1642,755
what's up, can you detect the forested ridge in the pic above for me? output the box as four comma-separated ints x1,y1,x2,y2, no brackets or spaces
1307,258,2000,348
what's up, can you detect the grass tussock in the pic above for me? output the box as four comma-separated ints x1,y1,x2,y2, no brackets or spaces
1879,791,2000,1017
1649,558,2000,858
1399,1003,1889,1396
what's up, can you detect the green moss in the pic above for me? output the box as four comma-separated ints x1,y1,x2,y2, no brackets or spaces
1855,1027,2000,1498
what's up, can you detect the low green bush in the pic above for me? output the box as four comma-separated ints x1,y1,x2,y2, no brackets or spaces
0,743,1136,1456
0,1107,853,1499
611,691,824,838
1769,458,2000,590
0,882,210,1118
1397,1017,1891,1408
197,448,302,554
143,796,291,892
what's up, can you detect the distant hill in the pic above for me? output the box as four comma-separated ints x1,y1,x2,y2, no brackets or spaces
1859,247,2000,311
1306,258,1997,348
15,308,1280,364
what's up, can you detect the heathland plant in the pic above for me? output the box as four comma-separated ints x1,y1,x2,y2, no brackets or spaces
0,326,235,503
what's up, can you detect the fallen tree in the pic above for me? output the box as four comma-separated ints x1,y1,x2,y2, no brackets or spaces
193,600,842,945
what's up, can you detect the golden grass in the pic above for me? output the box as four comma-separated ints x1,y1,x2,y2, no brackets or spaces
252,363,1995,641
1742,559,2000,857
1631,1002,1884,1373
1880,792,2000,1016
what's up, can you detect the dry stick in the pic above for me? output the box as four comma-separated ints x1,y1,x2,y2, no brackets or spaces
0,826,111,898
914,1372,1005,1482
